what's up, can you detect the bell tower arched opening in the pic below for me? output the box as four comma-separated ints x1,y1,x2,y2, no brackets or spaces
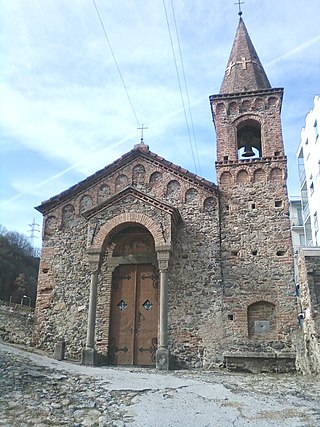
237,120,261,160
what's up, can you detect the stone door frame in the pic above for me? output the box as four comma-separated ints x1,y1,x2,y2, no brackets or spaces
82,212,172,370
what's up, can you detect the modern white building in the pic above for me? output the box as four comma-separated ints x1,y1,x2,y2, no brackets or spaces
290,196,305,254
289,196,305,286
297,95,320,246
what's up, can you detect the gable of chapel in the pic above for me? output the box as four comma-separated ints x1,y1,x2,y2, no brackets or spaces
34,144,222,366
37,144,218,233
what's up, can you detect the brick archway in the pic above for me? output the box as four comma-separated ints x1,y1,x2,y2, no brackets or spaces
90,213,166,252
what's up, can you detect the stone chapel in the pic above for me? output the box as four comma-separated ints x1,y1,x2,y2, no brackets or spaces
33,17,297,371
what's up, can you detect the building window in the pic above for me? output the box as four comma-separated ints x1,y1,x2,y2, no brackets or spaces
314,212,319,245
305,217,313,246
310,181,314,195
297,207,303,226
314,120,319,141
299,234,306,246
298,148,306,184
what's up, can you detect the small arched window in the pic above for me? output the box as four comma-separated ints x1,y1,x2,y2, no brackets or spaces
44,215,57,236
237,120,261,160
98,184,111,202
247,301,277,339
62,204,75,227
203,197,215,212
166,180,180,197
80,195,93,213
220,171,233,186
150,171,162,183
185,188,199,203
115,174,128,192
132,164,145,186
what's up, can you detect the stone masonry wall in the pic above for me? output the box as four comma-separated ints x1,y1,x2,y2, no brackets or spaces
217,160,297,355
33,220,90,360
296,249,320,375
34,148,221,367
167,189,222,368
211,88,297,360
0,301,34,346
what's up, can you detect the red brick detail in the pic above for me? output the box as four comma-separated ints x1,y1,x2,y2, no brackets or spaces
91,213,165,250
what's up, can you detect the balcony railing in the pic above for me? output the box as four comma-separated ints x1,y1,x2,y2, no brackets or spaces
291,216,304,227
303,203,310,219
299,169,306,186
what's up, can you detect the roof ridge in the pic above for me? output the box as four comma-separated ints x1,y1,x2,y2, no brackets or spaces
35,146,217,213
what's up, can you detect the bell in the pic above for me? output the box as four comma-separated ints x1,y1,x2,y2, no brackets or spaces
242,143,255,157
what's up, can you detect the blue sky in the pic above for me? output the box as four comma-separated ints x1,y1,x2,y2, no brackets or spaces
1,0,319,248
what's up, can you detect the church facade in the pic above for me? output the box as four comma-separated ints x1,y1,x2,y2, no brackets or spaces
33,18,297,371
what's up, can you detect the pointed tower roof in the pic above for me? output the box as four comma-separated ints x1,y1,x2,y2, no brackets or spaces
220,17,271,94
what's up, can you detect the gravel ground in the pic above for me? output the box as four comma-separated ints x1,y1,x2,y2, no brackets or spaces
0,342,319,427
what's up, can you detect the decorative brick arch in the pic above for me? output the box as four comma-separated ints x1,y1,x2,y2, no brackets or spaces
90,213,166,251
247,296,276,307
247,300,277,339
232,113,262,128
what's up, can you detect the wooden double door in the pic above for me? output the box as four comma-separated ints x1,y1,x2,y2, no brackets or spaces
108,264,159,366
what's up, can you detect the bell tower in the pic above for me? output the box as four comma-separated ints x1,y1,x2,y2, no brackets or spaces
210,17,297,361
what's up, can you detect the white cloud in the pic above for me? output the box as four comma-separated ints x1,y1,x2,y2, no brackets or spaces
267,35,320,68
0,0,319,235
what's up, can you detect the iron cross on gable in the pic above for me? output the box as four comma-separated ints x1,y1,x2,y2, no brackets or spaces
234,0,244,16
137,124,148,142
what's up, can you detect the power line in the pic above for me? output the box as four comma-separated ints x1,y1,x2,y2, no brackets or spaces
169,0,201,175
162,0,198,174
92,0,140,128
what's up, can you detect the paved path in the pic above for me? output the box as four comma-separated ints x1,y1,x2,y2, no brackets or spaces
0,342,319,426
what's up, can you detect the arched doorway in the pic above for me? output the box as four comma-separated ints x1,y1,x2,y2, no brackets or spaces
107,225,159,366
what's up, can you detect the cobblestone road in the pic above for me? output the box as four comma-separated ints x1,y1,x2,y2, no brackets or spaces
0,342,319,426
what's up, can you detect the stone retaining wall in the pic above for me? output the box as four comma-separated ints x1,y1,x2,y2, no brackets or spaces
0,300,34,346
296,248,320,375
